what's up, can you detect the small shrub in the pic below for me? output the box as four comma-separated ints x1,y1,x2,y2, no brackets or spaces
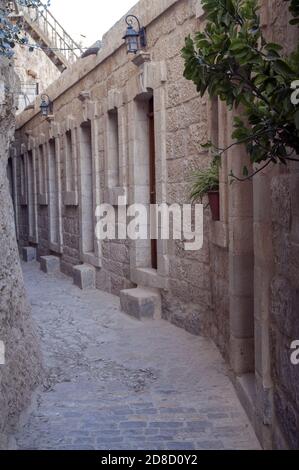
190,158,220,202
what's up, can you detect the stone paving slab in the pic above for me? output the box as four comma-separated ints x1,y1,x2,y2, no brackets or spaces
13,262,261,450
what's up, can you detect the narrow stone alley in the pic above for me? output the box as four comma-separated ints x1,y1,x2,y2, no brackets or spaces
12,262,260,451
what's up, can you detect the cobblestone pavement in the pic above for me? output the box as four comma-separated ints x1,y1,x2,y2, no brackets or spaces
13,262,261,450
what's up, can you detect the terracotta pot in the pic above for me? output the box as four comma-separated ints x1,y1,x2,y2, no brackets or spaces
208,191,220,221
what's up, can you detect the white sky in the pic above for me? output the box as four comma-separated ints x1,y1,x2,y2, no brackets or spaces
50,0,138,47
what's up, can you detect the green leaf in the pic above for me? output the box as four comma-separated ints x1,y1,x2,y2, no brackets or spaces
225,0,235,16
254,74,269,85
264,42,283,52
243,166,249,177
201,141,213,149
273,59,294,76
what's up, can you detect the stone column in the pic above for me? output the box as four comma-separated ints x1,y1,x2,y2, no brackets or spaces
227,109,254,376
253,165,276,448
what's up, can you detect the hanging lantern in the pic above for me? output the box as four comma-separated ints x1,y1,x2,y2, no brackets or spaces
122,15,147,54
40,94,52,117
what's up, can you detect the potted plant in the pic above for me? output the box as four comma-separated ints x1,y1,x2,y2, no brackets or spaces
190,158,220,221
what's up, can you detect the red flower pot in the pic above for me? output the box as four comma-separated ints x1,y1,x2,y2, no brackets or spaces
208,191,220,221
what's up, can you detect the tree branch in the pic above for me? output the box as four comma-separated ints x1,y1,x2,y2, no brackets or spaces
230,159,273,182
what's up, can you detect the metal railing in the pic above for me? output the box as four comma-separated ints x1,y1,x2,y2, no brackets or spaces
17,3,83,67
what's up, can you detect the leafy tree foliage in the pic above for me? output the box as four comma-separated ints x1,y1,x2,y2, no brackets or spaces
0,0,49,58
182,0,299,179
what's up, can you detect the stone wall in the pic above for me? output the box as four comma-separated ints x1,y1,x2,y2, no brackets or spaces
14,31,60,112
13,0,299,449
15,0,212,309
270,170,299,449
257,1,299,450
0,50,41,449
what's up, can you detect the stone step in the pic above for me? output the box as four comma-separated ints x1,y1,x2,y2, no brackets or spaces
73,264,96,290
22,246,36,263
120,287,161,320
40,256,60,274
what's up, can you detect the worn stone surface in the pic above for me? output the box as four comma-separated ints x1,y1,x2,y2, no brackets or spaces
22,246,37,263
120,287,161,320
0,45,41,449
40,255,60,275
12,3,61,114
271,172,299,449
73,264,96,290
14,33,60,113
13,262,260,450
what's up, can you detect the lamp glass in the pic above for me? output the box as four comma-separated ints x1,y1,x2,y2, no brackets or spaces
40,103,48,117
127,35,138,54
124,25,139,54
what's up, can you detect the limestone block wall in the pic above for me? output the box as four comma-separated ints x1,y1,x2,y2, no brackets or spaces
255,1,299,449
270,170,299,449
0,51,41,449
15,0,212,309
14,31,60,112
13,0,299,449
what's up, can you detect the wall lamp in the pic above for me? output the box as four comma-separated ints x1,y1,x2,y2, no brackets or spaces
122,15,147,54
40,94,53,117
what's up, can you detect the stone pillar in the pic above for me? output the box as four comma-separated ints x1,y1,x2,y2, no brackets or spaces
77,96,102,268
227,109,254,376
26,141,38,244
11,149,19,241
253,166,276,448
